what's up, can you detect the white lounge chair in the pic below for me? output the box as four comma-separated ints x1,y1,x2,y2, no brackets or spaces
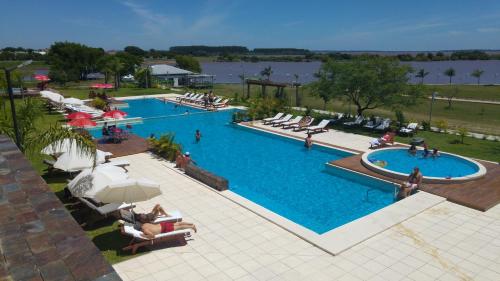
120,209,182,224
375,119,391,130
343,115,364,126
120,222,191,254
262,113,284,124
79,197,134,218
291,117,314,131
214,99,229,107
306,119,330,134
364,117,382,129
399,123,418,135
281,116,303,129
270,114,293,126
176,93,191,100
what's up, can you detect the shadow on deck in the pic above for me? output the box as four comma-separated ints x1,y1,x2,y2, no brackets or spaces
95,134,149,158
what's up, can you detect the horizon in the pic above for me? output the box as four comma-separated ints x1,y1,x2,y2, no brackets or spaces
1,0,500,51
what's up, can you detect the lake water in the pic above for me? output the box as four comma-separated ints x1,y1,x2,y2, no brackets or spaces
202,60,500,84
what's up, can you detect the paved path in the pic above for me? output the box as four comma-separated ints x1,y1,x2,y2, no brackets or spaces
113,153,500,281
430,96,500,105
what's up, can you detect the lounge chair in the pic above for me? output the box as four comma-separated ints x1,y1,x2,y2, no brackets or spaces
343,115,364,127
270,114,293,126
364,117,382,129
214,99,229,107
375,119,391,131
179,93,194,101
176,93,191,100
262,113,284,124
399,123,418,136
120,222,191,254
186,94,201,103
120,209,182,224
79,197,134,219
291,117,315,131
281,116,303,129
306,119,330,134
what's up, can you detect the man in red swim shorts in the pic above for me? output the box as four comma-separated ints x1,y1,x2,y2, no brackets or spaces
141,221,197,239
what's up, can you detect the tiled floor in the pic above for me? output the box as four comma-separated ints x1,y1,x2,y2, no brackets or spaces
113,153,500,281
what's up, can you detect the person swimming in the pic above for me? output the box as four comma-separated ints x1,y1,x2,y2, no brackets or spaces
304,133,313,149
431,148,440,157
408,144,417,155
195,129,202,142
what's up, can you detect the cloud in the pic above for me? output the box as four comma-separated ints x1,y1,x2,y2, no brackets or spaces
477,27,500,33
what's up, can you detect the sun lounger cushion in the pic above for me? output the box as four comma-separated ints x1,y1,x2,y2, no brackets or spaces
122,222,190,240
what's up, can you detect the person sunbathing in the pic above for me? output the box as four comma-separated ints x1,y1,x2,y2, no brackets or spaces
370,131,395,148
141,221,197,239
399,167,423,198
134,204,171,223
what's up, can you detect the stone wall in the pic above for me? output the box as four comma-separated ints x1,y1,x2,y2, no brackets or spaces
185,164,228,191
0,135,121,281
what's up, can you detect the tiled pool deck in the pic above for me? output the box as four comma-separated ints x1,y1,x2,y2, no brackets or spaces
113,153,500,281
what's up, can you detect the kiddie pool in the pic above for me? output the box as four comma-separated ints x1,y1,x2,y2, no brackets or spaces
361,147,487,183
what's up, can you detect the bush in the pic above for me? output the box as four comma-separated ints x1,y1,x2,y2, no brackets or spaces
148,133,182,161
421,120,431,131
246,97,286,120
92,97,107,110
394,109,405,126
305,106,312,117
435,119,448,133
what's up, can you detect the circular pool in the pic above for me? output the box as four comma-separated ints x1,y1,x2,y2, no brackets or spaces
361,147,487,183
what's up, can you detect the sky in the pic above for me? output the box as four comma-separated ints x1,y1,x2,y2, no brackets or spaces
1,0,500,51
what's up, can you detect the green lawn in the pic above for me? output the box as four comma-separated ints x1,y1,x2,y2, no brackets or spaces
431,84,500,101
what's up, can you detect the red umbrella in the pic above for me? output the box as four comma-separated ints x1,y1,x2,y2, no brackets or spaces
102,110,127,119
66,112,93,120
34,74,50,81
68,118,97,128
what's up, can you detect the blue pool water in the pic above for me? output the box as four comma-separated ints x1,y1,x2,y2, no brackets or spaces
368,148,480,178
92,98,396,233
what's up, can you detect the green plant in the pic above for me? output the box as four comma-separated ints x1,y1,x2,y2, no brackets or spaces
457,126,468,144
246,97,285,120
305,106,312,116
231,111,247,123
148,133,182,161
92,97,107,110
394,109,405,126
421,120,431,131
435,119,448,133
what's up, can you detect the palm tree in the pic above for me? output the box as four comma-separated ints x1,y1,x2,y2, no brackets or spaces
471,69,485,85
109,57,124,90
260,66,273,80
444,68,456,84
293,74,300,106
415,68,429,84
0,98,96,157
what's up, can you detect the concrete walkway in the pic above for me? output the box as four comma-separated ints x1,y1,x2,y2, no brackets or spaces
113,153,500,281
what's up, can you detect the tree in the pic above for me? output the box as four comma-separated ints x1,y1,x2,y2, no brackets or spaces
135,67,151,88
0,98,95,157
124,46,147,57
47,42,104,83
415,68,429,84
293,74,301,107
471,69,485,85
174,55,201,72
443,86,458,109
313,57,422,116
444,68,456,84
115,51,143,75
260,66,273,80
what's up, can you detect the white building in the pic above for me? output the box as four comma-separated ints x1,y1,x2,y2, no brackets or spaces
149,64,214,88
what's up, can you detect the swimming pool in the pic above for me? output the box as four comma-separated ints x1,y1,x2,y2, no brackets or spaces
362,147,486,182
92,98,396,234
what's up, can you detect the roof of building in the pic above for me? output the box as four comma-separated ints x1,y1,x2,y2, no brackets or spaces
150,64,193,76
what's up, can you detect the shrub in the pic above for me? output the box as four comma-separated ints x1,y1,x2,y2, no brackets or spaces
420,120,431,131
92,97,107,110
435,119,448,133
246,97,285,120
394,110,405,126
457,126,468,144
305,106,312,117
148,133,182,161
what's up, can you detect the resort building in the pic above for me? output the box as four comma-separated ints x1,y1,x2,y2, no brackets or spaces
150,64,214,88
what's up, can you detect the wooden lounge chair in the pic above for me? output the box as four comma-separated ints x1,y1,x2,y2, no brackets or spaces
375,119,391,131
281,116,303,129
399,123,418,136
214,99,229,107
262,113,284,124
176,93,191,100
343,115,364,127
291,117,314,131
79,197,134,218
306,119,330,134
120,222,191,254
120,209,183,224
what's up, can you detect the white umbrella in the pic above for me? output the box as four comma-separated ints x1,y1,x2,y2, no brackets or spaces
68,165,128,198
95,178,161,204
62,97,84,105
41,138,76,156
53,148,109,172
41,90,64,103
